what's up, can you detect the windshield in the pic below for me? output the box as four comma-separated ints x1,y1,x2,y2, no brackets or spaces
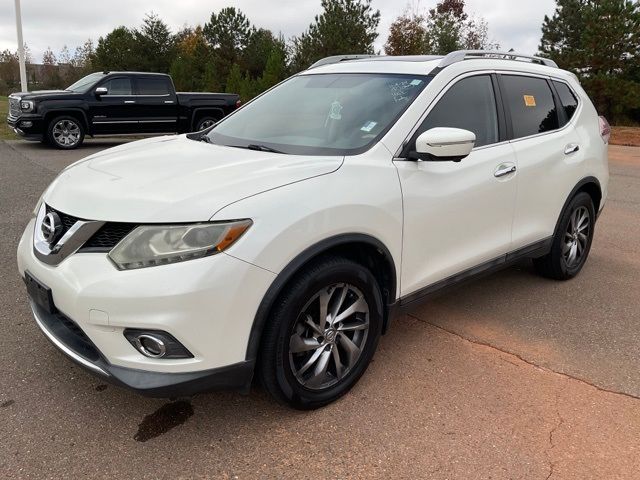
207,73,431,155
66,72,107,93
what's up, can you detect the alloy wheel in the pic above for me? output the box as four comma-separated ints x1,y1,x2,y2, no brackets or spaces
198,119,216,130
289,283,370,390
52,119,81,147
563,205,591,268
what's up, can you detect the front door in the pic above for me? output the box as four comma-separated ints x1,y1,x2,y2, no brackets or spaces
90,77,137,134
394,74,518,298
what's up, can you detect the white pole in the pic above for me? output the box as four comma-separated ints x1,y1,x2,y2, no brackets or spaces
14,0,28,92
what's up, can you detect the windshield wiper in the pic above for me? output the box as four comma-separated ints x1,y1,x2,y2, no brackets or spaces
246,144,286,154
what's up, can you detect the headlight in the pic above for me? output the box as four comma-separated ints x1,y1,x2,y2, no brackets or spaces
108,220,252,270
20,100,34,112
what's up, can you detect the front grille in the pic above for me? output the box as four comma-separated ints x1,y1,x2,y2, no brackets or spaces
9,96,21,117
46,204,136,252
82,223,138,250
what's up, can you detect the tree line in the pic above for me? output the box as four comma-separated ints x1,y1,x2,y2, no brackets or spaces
0,0,638,124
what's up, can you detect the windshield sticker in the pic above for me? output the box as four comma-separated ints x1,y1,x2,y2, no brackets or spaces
410,79,423,86
328,101,343,120
524,95,536,107
361,121,378,132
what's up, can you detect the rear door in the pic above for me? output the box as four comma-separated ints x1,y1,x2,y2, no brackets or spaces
500,74,583,249
394,74,518,297
132,76,178,133
90,76,136,134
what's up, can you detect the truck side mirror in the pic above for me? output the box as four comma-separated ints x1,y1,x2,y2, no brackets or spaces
95,87,108,96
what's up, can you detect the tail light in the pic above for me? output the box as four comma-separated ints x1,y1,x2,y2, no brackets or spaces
599,116,611,144
235,99,242,109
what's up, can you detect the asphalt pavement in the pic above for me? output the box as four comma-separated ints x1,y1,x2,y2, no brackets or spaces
1,138,639,479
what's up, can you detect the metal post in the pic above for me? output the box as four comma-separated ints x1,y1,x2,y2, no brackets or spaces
14,0,28,92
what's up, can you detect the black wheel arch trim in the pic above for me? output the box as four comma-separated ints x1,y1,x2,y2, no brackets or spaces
190,107,225,130
245,233,398,363
45,109,90,132
553,176,602,238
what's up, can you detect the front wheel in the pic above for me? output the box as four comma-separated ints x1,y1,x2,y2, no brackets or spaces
258,256,383,410
47,116,85,149
533,192,596,280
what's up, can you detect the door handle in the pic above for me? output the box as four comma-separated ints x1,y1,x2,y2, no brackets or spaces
564,143,580,155
124,100,136,104
164,100,174,104
494,164,517,178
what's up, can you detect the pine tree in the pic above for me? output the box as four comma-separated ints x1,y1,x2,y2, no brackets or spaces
539,0,640,123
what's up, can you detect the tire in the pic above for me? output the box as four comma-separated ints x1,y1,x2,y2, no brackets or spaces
533,192,596,280
258,256,384,410
194,116,217,132
47,115,85,149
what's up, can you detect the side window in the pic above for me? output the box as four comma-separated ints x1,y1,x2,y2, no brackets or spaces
103,78,132,95
415,75,499,148
501,75,559,139
137,78,171,95
553,81,579,124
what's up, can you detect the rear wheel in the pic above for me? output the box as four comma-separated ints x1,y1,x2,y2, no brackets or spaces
47,116,84,149
258,256,383,410
194,116,217,131
533,192,595,280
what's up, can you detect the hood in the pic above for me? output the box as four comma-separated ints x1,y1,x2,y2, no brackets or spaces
44,135,343,222
11,90,80,101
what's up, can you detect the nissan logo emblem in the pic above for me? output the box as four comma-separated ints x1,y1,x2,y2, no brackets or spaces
41,212,63,245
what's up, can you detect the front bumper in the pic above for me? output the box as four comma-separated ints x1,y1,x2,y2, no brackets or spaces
7,114,45,140
17,218,276,396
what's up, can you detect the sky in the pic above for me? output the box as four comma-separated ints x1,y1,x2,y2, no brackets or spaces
0,0,557,63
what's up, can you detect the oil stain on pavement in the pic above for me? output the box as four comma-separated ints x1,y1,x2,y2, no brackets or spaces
134,400,194,442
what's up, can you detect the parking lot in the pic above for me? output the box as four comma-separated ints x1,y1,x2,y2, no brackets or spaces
1,138,639,479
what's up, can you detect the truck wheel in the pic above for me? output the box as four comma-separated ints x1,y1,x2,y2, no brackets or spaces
258,256,383,410
195,117,217,131
533,192,595,280
47,116,85,149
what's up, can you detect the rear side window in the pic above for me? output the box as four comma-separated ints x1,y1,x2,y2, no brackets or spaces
501,75,559,139
553,81,579,123
137,78,171,95
103,78,132,95
415,75,499,148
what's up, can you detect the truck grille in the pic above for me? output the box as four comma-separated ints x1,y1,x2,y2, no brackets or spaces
8,96,21,118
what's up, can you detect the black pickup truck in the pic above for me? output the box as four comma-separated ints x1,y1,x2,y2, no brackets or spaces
6,71,240,149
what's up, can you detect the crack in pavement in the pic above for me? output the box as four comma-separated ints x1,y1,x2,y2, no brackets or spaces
406,313,640,402
545,388,566,480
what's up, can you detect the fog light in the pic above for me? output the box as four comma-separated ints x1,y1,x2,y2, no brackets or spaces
20,121,33,128
123,329,193,359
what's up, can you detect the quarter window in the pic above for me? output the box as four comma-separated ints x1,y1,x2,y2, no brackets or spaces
137,78,171,95
553,81,579,124
103,78,132,95
414,75,499,148
501,75,559,139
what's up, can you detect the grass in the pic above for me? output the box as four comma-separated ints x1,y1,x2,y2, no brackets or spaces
0,96,16,140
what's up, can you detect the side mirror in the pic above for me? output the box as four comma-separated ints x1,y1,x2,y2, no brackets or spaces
95,87,108,96
410,127,476,162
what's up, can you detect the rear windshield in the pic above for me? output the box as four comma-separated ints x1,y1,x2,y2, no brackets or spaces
207,73,432,156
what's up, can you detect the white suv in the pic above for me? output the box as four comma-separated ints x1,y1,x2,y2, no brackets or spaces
17,51,609,409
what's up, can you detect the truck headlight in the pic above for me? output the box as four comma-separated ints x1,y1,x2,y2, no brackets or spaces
20,100,34,112
108,220,252,270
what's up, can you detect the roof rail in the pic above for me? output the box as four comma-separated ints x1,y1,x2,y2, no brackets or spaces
434,50,558,72
308,54,380,69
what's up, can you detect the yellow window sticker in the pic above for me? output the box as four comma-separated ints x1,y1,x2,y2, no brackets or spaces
524,95,536,107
